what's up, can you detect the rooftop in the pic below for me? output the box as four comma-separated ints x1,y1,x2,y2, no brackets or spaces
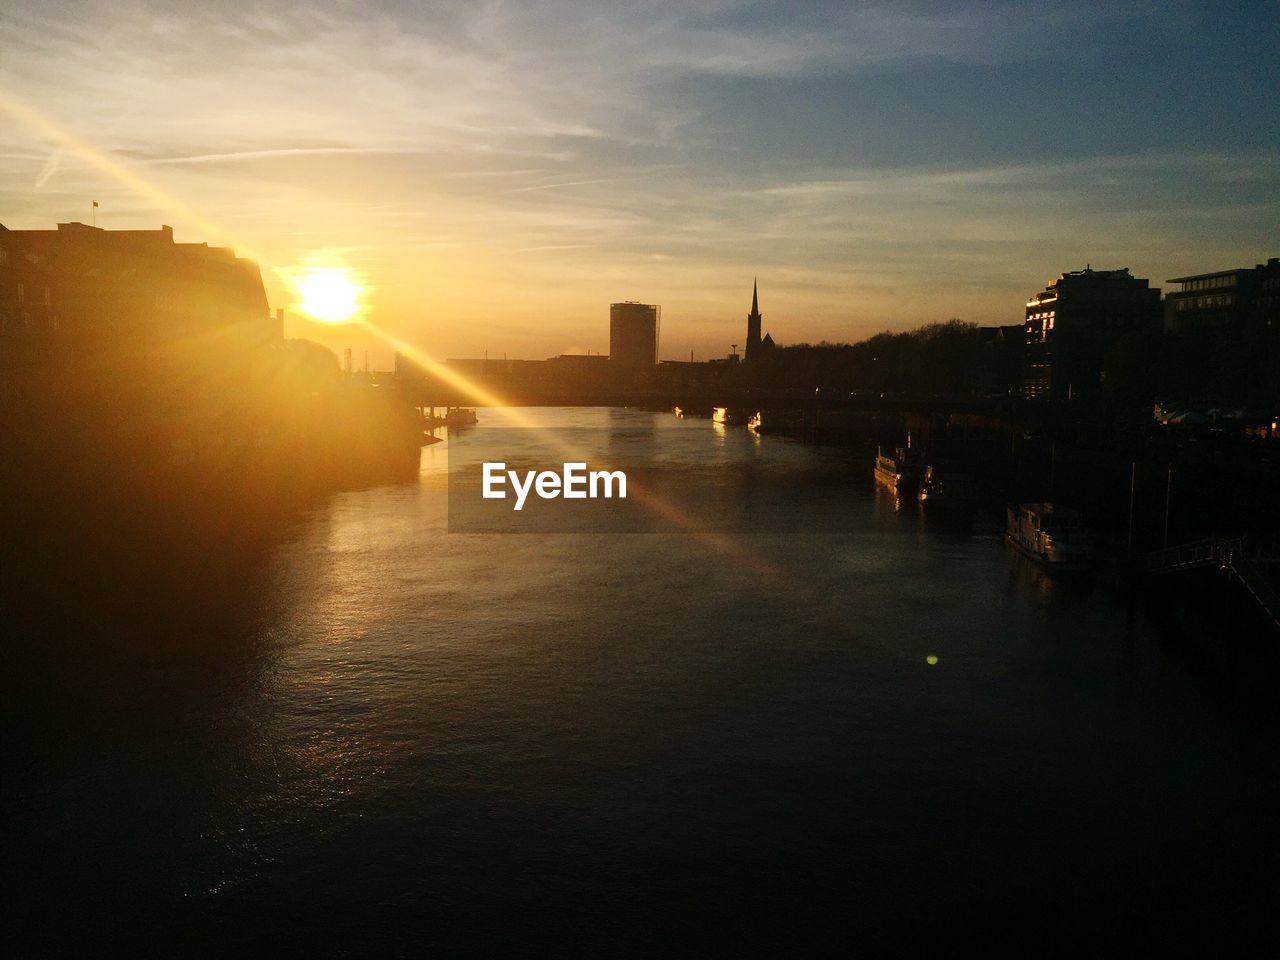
1168,258,1280,283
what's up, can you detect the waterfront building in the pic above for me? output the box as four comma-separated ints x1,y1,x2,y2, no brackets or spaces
0,234,57,367
609,301,660,369
1021,266,1161,401
1164,257,1280,335
547,353,611,370
0,221,275,377
426,353,615,402
1,220,283,464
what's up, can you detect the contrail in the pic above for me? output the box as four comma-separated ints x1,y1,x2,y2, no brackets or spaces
34,147,62,188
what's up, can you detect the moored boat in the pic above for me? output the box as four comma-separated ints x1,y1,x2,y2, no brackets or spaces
712,406,758,426
443,407,478,428
917,464,977,509
1005,502,1093,570
874,444,924,494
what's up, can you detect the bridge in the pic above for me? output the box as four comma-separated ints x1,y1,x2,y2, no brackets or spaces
1148,536,1280,632
401,381,1014,418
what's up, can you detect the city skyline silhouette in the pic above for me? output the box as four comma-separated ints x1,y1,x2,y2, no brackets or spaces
2,1,1277,366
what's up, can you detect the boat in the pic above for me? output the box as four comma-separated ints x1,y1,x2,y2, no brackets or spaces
1005,502,1093,570
712,406,758,426
442,407,478,428
917,464,977,509
874,444,924,494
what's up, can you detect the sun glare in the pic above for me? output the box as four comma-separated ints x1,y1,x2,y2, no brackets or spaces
296,267,362,324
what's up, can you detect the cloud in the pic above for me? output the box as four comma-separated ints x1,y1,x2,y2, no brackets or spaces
0,1,1100,157
138,146,437,165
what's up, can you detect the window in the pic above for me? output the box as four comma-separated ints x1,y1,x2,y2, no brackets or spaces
16,283,24,303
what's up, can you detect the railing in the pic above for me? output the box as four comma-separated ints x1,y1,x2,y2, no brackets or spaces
1146,537,1238,573
1233,554,1280,629
1149,536,1280,630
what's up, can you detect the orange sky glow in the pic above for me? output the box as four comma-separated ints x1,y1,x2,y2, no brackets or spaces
2,2,1276,368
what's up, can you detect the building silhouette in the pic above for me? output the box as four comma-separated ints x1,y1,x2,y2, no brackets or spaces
1,222,427,489
1022,266,1160,400
0,221,276,376
609,301,660,369
1,220,284,465
1164,257,1280,335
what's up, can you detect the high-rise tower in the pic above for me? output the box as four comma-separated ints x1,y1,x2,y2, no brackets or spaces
609,301,660,369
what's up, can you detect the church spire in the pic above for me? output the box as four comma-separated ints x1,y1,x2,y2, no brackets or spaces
745,277,762,361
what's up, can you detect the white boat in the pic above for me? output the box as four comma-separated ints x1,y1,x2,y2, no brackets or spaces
712,406,758,427
874,444,923,494
1005,503,1093,570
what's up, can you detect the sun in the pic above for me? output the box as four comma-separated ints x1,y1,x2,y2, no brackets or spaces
296,267,362,324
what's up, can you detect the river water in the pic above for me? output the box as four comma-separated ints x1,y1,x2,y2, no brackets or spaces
5,407,1278,954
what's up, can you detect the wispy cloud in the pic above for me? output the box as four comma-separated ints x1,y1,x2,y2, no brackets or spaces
139,146,439,165
0,1,1106,155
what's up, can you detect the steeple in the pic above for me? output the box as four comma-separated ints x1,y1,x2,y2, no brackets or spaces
745,277,762,361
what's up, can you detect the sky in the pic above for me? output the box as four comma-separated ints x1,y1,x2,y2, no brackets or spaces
2,0,1277,365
